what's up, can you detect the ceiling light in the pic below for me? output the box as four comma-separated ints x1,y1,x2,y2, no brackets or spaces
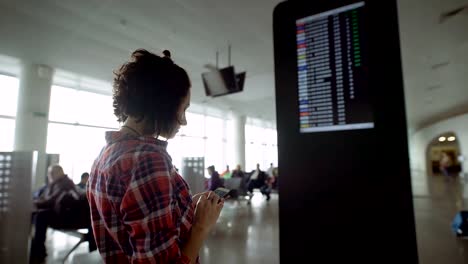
431,61,450,70
426,85,442,91
448,136,456,142
439,136,446,142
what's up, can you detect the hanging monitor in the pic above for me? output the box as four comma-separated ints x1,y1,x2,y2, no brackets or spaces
202,66,245,97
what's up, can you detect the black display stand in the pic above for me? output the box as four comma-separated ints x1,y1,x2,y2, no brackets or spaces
273,0,418,263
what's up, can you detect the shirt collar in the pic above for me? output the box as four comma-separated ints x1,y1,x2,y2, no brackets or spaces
105,131,168,149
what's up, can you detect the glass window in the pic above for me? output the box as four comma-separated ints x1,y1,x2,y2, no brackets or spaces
179,112,204,137
167,135,184,171
49,85,118,128
45,85,278,183
168,135,205,166
225,119,236,168
245,141,261,172
169,115,232,179
245,125,278,171
205,116,225,175
205,137,224,174
265,128,278,167
0,75,19,152
0,75,19,116
48,86,79,123
180,136,205,158
245,124,258,171
0,118,15,152
46,123,110,183
76,90,116,128
205,116,223,140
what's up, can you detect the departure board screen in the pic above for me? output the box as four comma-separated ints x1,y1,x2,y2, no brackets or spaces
296,2,374,133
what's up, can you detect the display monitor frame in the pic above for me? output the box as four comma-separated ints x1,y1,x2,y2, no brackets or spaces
273,0,418,263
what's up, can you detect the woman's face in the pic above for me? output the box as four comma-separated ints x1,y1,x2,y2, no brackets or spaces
167,89,190,139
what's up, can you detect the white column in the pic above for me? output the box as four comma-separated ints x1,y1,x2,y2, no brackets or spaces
232,114,246,171
14,63,54,188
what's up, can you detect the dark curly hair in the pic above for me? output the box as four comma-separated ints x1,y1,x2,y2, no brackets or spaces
113,49,191,136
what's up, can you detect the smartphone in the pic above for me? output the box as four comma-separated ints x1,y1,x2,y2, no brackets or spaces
213,187,231,198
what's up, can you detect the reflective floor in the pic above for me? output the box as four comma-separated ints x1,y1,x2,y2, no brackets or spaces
411,171,468,264
44,172,468,264
44,192,279,264
200,194,279,264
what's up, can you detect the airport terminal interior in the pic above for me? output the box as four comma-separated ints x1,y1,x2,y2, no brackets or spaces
0,0,468,263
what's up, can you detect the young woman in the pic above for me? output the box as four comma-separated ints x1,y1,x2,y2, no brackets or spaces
87,49,223,263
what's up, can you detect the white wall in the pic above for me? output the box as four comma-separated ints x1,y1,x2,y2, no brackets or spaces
409,113,468,174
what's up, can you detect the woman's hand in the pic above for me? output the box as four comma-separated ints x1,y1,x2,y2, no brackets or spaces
192,191,224,236
192,192,209,207
182,192,224,262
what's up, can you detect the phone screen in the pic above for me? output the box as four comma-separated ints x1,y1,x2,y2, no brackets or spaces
214,187,230,198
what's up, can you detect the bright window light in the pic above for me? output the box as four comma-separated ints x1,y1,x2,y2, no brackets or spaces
0,118,15,151
49,85,117,128
0,75,19,117
46,83,279,182
46,123,110,183
245,125,278,171
0,74,19,152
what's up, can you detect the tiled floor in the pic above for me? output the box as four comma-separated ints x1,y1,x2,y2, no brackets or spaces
411,171,468,264
45,172,468,264
45,192,279,264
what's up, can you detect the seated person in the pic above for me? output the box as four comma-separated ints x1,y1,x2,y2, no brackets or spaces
232,164,245,178
272,167,279,190
220,165,232,179
247,163,268,199
231,165,247,196
33,184,48,200
207,165,224,191
266,163,275,177
30,165,81,263
76,172,89,191
260,175,276,201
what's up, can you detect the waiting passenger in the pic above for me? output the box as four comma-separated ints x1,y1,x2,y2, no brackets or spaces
271,167,279,190
440,151,452,181
30,165,80,263
247,163,268,200
220,165,232,178
260,175,276,201
33,184,48,200
76,172,89,190
267,163,275,177
208,165,224,191
232,164,245,178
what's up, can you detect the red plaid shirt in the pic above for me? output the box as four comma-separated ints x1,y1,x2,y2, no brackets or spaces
87,131,197,264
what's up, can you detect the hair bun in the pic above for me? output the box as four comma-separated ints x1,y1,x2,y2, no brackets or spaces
163,50,171,58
